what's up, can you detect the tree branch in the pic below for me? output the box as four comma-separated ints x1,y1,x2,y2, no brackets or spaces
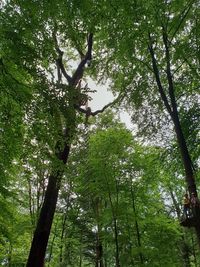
71,33,93,86
169,0,194,41
74,92,124,116
148,34,173,116
57,57,72,84
162,29,177,115
53,30,72,84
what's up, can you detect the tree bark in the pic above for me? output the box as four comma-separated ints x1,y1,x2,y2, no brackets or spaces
26,139,70,267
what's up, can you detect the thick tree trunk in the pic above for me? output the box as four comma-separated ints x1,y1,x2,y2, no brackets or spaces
48,219,59,266
26,32,93,267
171,108,196,194
171,105,200,246
26,141,70,267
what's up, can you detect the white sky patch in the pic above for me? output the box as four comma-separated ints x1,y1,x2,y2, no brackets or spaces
88,80,114,110
87,79,133,129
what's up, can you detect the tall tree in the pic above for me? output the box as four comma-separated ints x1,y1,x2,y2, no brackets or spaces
1,1,122,265
95,0,200,243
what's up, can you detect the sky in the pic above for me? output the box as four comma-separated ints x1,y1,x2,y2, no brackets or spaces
88,80,133,130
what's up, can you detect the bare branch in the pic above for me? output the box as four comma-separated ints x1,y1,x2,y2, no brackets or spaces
56,58,72,84
74,92,124,116
71,33,93,86
53,30,72,84
76,46,85,60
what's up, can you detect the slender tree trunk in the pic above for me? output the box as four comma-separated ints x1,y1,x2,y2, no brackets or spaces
79,231,83,267
130,182,144,264
126,214,135,267
180,239,191,267
107,189,120,267
94,199,104,267
60,213,67,264
171,108,196,194
48,218,59,266
104,167,120,267
113,218,120,267
60,194,71,264
149,29,200,247
95,240,103,267
26,139,70,267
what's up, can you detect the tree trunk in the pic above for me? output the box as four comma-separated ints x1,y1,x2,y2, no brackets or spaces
106,180,120,267
94,199,104,267
95,241,103,267
59,213,68,264
171,103,200,246
113,218,120,267
26,32,94,267
130,184,144,264
48,218,59,266
26,140,70,267
149,30,200,246
171,108,196,194
169,190,191,267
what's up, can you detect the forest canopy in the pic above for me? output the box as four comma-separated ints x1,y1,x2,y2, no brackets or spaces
0,0,200,266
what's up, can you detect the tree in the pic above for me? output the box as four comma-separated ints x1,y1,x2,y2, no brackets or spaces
1,1,122,265
1,0,200,265
93,0,200,244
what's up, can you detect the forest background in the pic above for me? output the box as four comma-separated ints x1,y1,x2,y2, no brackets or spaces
0,0,200,266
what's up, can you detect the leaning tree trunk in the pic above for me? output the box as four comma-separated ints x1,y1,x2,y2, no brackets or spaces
148,28,200,247
27,138,70,267
172,108,200,246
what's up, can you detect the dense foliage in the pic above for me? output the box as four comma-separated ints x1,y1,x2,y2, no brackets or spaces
0,0,199,266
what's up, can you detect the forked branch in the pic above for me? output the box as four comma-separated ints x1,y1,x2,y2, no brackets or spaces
53,30,72,84
71,33,93,86
53,31,93,87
